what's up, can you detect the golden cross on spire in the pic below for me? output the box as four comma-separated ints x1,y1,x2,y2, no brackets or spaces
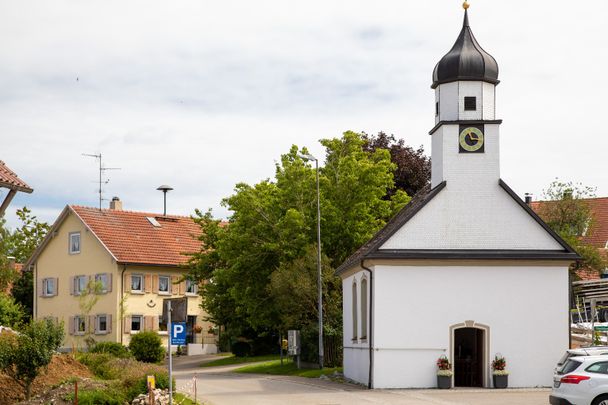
463,1,470,9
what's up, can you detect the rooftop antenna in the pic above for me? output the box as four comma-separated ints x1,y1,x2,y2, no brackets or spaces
82,153,121,210
156,185,173,216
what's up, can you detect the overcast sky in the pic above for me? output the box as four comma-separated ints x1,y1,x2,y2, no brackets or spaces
1,0,606,229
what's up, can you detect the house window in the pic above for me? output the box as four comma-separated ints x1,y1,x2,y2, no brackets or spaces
43,278,56,296
69,232,81,254
74,275,87,295
464,96,476,111
131,274,143,293
158,276,170,294
75,316,86,335
159,316,168,332
131,315,143,332
95,273,108,293
352,282,358,340
360,278,368,340
186,279,197,295
97,315,108,334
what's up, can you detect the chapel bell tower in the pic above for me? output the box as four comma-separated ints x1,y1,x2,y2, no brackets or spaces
430,2,502,188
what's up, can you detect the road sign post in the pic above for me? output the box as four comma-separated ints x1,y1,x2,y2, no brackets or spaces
168,300,172,405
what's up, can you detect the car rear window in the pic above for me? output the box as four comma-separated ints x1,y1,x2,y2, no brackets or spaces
561,359,583,375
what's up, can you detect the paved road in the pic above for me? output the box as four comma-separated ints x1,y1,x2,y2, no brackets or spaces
173,355,550,405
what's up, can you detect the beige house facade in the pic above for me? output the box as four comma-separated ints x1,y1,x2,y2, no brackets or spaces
27,199,217,353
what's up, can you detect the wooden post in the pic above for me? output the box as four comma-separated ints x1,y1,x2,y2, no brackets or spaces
74,380,78,405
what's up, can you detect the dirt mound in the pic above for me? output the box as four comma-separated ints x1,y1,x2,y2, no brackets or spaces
0,354,92,404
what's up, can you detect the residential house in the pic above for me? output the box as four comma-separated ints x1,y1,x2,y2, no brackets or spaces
26,197,217,353
0,160,33,216
532,197,608,280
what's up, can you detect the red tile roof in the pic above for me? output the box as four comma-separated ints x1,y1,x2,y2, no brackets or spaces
0,161,32,193
532,197,608,281
71,206,201,267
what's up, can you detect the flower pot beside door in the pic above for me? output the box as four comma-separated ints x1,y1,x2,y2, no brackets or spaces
493,373,508,389
436,356,453,389
491,354,509,389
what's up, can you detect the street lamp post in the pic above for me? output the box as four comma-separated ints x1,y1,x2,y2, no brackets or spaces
299,153,323,369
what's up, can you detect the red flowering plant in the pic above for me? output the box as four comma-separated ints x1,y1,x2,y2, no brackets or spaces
491,354,509,376
436,355,453,377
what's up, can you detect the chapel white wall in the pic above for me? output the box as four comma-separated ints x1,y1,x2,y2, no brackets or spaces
371,264,569,389
342,271,370,385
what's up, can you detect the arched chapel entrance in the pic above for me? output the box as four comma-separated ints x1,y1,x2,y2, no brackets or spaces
450,321,490,387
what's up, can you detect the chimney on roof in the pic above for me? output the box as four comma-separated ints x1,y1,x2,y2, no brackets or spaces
109,196,123,210
524,193,532,205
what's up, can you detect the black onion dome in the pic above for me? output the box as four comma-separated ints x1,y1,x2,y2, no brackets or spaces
432,10,499,89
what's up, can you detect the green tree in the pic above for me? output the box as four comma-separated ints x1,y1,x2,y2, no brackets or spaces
0,218,17,292
0,318,64,399
537,179,608,278
2,207,51,317
188,131,412,359
0,293,27,328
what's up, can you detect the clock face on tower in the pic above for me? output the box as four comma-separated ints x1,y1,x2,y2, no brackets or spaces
459,125,485,153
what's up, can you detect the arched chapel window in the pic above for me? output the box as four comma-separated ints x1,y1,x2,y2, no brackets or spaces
361,278,368,339
352,282,358,340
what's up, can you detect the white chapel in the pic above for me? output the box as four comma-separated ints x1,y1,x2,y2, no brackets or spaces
336,5,579,389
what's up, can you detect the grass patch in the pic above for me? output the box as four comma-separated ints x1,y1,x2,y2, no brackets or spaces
233,358,342,378
175,392,199,404
200,354,280,368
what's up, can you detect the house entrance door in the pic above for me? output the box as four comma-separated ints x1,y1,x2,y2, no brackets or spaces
186,315,197,344
454,327,484,387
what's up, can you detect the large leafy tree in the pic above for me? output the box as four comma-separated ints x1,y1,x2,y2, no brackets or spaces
188,131,412,354
2,208,51,317
536,179,608,278
362,131,431,198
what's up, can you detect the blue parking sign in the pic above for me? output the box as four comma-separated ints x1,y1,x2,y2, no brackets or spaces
171,322,187,345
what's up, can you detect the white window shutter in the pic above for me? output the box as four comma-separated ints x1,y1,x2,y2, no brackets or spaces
37,279,44,297
107,314,112,334
54,278,59,296
124,316,131,333
68,316,74,335
106,273,112,292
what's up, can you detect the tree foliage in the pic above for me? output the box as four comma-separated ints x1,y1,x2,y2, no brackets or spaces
362,131,431,197
0,293,27,328
537,179,608,278
0,207,51,317
188,131,416,359
0,318,64,399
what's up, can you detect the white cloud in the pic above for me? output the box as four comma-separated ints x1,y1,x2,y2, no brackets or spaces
0,0,606,228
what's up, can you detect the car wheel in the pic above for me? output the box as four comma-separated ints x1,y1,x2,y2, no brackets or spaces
593,395,608,405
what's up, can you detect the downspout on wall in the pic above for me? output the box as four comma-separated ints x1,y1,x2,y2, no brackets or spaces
120,264,127,345
360,260,373,389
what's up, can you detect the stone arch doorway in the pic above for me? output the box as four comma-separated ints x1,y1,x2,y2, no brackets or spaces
450,321,490,387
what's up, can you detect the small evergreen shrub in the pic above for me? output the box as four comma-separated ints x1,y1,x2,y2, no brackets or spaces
76,353,117,379
64,387,126,405
231,341,251,357
90,342,131,358
129,332,164,363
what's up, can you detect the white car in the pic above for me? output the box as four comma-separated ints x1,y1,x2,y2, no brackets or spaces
556,347,608,373
550,355,608,405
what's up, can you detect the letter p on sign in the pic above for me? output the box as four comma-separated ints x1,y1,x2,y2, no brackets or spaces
171,322,187,345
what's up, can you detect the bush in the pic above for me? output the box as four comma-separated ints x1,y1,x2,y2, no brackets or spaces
129,332,164,363
64,387,127,405
76,353,117,379
125,371,174,400
231,341,251,357
90,342,131,358
0,293,27,328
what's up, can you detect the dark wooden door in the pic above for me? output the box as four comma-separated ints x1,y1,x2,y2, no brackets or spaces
454,328,484,387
